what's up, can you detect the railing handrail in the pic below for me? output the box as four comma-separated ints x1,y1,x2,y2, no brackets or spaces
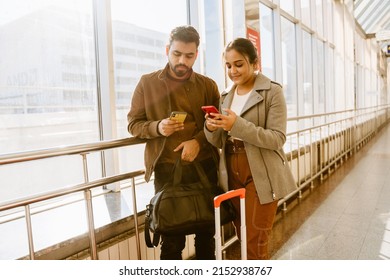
0,137,146,165
287,107,388,137
0,170,145,212
2,106,388,166
286,105,388,122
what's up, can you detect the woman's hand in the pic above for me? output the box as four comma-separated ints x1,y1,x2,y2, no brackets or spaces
205,108,236,131
205,112,218,131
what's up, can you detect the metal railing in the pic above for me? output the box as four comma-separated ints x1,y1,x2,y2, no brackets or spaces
0,137,146,260
0,105,389,260
279,105,389,210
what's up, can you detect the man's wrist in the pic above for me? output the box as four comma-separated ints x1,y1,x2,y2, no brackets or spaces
156,120,163,136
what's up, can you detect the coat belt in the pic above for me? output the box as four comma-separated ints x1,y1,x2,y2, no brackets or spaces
225,139,246,153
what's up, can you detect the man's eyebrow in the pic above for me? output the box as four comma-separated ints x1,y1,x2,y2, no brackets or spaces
173,50,196,55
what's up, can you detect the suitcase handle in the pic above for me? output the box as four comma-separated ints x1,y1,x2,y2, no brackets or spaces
213,188,246,207
214,188,246,260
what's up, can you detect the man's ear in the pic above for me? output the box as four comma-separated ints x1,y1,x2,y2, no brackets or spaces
165,44,170,55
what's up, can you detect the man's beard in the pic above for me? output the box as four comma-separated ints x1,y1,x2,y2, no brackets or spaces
170,63,190,77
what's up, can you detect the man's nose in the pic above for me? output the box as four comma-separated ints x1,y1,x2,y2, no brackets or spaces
179,55,187,64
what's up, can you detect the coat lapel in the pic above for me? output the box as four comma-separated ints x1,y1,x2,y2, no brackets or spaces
222,73,272,115
240,91,263,115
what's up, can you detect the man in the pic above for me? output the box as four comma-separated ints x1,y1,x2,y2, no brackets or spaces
127,25,220,260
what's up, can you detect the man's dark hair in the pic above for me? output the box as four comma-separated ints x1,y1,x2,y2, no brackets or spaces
169,25,200,48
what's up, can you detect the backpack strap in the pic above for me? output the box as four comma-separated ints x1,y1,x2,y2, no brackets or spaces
144,204,161,248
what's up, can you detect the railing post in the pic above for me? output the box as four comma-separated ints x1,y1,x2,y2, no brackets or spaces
309,129,314,190
81,152,90,183
297,132,301,192
24,205,35,260
353,109,357,155
320,126,324,181
84,189,98,260
131,177,141,260
81,152,98,260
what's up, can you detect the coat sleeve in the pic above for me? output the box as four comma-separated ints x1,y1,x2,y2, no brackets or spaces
127,76,161,139
193,79,221,148
204,125,225,149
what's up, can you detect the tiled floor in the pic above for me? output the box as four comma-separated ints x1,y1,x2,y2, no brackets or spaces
226,124,390,260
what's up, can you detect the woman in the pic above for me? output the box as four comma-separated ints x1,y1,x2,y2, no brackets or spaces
204,38,297,259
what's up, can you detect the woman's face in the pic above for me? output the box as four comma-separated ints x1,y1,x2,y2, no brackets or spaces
224,49,256,87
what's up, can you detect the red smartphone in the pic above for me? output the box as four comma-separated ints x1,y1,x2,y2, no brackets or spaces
201,105,219,118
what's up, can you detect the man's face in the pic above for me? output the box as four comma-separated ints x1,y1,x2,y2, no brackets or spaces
166,40,198,79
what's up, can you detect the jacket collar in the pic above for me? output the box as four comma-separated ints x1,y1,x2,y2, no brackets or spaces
221,72,271,96
221,73,271,114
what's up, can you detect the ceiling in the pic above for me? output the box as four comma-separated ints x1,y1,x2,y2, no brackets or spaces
354,0,390,41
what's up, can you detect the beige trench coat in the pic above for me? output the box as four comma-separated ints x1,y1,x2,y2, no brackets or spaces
204,73,297,204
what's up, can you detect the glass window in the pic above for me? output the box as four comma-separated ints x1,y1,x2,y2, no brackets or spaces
111,0,188,140
345,59,354,109
314,40,325,113
301,0,311,27
326,47,335,112
315,0,324,37
302,31,313,116
110,0,188,176
202,0,227,90
0,0,100,202
280,0,295,16
334,52,345,111
0,1,98,153
281,17,297,118
325,0,334,43
259,3,275,80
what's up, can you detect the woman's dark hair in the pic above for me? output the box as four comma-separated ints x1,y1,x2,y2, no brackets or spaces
169,25,200,48
224,38,258,64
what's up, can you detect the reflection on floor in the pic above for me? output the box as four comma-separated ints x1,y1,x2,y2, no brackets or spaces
225,124,390,260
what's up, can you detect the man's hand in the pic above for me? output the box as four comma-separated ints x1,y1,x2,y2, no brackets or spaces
158,118,184,137
173,139,200,162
